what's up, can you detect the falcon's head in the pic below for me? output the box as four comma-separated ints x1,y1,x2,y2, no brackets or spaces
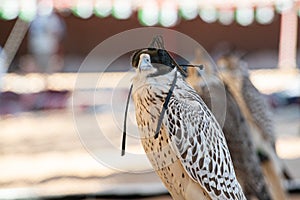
217,55,249,78
131,48,187,77
131,48,174,77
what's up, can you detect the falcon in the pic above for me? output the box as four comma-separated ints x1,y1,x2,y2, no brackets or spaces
217,55,288,200
217,56,275,146
129,48,246,200
185,53,271,200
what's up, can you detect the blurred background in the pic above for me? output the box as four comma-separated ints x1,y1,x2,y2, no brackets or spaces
0,0,299,199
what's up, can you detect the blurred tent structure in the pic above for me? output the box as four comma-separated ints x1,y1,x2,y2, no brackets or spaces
0,0,299,70
0,0,299,199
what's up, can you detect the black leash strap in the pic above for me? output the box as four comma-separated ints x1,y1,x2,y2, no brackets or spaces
154,70,177,139
121,84,133,156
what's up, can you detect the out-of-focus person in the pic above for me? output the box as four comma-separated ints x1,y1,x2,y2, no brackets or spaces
28,10,65,73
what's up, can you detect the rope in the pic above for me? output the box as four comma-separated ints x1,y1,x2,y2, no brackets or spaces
154,69,177,139
121,84,133,156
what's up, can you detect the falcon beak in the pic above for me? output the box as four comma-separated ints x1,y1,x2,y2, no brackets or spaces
137,54,153,72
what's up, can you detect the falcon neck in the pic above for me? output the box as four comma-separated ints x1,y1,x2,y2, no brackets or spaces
132,68,180,93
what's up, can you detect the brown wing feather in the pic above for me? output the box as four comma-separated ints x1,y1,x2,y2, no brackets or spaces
163,82,246,200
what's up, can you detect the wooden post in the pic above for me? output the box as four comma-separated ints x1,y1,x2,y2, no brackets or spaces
278,9,298,69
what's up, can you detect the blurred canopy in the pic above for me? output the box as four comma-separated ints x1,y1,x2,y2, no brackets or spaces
0,0,299,26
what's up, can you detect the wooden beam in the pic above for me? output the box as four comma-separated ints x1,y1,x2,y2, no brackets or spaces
278,9,298,69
